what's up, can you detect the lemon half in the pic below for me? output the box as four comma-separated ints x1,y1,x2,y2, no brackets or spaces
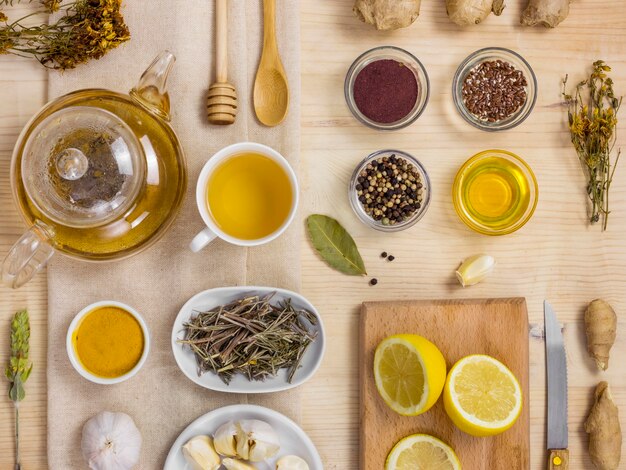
385,434,461,470
374,334,447,416
443,354,522,437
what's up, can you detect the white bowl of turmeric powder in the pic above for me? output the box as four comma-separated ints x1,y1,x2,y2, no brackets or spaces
66,300,150,385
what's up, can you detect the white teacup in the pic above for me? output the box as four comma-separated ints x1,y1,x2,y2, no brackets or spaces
190,142,299,252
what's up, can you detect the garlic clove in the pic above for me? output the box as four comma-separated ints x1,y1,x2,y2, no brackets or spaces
235,419,281,462
214,420,238,457
276,455,310,470
455,254,495,287
222,458,257,470
235,431,251,461
81,411,142,470
182,435,220,470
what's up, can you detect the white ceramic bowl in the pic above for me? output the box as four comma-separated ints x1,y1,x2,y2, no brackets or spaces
163,404,324,470
171,286,325,393
66,300,150,385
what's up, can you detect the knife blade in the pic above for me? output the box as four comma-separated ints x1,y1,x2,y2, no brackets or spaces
544,301,569,469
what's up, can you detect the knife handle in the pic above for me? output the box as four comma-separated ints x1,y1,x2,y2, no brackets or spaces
548,449,569,469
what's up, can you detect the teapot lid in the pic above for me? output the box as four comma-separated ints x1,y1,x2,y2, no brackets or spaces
21,106,145,228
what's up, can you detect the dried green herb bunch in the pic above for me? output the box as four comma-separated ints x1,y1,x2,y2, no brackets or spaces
5,309,32,470
563,61,622,230
0,0,130,69
6,309,32,402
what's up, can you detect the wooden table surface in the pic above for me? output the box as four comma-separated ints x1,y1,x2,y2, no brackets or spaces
2,1,626,469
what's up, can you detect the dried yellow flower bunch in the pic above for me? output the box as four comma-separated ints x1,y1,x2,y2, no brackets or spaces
563,61,622,230
0,0,130,69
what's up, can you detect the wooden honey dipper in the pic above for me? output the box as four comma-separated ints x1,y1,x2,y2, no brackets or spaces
207,0,237,125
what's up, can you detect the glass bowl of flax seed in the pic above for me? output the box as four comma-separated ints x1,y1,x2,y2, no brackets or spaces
452,47,537,132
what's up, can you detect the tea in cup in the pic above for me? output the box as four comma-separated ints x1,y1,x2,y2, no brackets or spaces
190,142,298,251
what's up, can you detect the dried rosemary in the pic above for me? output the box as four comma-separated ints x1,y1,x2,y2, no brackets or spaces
0,0,130,70
179,294,318,385
563,61,622,230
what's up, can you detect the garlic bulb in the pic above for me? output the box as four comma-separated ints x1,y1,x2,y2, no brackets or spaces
235,419,280,462
182,435,220,470
455,254,495,287
276,455,310,470
81,411,142,470
222,458,257,470
214,420,238,456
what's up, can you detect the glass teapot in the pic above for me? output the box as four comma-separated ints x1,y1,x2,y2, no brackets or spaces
2,51,187,288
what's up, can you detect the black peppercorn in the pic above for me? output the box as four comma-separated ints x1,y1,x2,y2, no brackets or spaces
370,278,378,286
354,154,425,226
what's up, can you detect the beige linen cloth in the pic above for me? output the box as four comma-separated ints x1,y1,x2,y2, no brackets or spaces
47,1,301,468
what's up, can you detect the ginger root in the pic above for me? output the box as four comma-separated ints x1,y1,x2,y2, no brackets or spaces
521,0,570,27
585,299,617,371
446,0,505,26
353,0,421,31
585,382,622,470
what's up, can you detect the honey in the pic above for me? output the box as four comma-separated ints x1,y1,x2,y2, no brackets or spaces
453,151,537,235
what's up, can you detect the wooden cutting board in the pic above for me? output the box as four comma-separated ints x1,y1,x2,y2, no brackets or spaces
360,298,530,470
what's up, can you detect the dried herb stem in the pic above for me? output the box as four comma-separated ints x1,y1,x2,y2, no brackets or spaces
5,310,32,470
563,60,622,230
179,294,318,384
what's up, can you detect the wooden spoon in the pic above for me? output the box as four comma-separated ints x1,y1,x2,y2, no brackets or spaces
207,0,237,125
253,0,289,127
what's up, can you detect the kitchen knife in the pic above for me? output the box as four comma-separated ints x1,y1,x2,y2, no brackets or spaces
545,301,569,469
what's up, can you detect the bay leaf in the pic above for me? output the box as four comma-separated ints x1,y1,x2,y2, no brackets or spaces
306,214,367,276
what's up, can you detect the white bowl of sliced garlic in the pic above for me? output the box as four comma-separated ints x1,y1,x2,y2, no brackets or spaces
164,405,323,470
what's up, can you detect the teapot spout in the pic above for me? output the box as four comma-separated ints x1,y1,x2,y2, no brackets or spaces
130,51,175,122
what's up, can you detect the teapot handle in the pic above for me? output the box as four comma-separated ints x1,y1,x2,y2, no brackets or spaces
2,221,55,289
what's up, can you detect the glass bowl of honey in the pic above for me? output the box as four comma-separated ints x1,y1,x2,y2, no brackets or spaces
452,149,538,235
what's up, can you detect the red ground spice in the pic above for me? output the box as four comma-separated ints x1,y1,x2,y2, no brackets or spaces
353,59,418,124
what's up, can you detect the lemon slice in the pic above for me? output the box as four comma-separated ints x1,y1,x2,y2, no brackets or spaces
385,434,461,470
444,354,522,437
374,334,447,416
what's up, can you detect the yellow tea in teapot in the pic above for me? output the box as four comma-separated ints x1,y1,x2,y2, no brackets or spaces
207,153,293,240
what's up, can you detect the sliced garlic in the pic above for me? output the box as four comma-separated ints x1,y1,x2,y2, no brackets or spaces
182,435,220,470
276,455,310,470
455,254,495,287
235,419,280,462
222,458,257,470
214,420,238,457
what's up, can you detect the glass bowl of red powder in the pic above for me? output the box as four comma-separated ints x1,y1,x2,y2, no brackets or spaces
345,46,430,131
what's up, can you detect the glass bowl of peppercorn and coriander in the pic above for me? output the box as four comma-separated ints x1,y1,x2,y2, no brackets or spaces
452,47,537,132
344,46,430,130
350,150,431,231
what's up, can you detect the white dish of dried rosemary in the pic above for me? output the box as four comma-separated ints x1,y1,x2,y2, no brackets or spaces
171,286,325,393
163,404,324,470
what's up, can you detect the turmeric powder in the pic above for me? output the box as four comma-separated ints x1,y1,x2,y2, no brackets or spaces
73,306,144,378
